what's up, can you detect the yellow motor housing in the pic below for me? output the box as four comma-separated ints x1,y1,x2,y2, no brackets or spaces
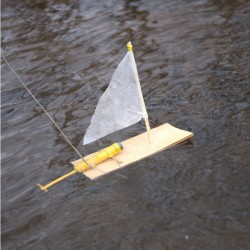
74,142,123,172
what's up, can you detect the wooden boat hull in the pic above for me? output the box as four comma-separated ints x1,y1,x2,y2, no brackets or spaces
71,123,193,180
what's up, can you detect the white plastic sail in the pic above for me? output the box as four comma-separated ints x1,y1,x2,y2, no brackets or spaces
83,50,148,145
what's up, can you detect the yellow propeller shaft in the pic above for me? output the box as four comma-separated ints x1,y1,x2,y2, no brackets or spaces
37,170,77,192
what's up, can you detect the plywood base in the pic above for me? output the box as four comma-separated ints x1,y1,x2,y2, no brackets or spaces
71,123,193,180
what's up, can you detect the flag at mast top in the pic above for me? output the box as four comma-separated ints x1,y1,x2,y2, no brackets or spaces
127,41,133,51
83,41,153,145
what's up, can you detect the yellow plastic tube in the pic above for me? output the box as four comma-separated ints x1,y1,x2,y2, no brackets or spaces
73,142,123,173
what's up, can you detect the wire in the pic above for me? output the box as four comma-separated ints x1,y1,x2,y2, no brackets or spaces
1,52,89,166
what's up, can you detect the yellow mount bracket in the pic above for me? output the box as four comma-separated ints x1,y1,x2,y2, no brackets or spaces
37,142,123,192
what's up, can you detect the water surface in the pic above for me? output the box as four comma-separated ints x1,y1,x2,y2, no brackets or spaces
1,0,250,249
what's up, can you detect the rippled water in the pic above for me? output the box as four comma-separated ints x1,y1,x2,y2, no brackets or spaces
1,0,250,249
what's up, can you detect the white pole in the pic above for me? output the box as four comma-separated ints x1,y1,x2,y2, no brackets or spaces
127,41,153,144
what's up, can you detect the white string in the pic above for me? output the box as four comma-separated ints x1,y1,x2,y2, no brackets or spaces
1,52,89,166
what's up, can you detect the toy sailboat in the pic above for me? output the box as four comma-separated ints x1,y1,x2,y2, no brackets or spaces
36,41,193,191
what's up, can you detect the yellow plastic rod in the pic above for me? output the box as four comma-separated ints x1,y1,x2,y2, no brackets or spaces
37,170,77,192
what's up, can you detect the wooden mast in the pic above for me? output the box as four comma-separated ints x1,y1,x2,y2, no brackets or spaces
127,41,153,144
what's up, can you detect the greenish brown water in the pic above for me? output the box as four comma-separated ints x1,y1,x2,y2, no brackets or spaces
1,0,250,249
